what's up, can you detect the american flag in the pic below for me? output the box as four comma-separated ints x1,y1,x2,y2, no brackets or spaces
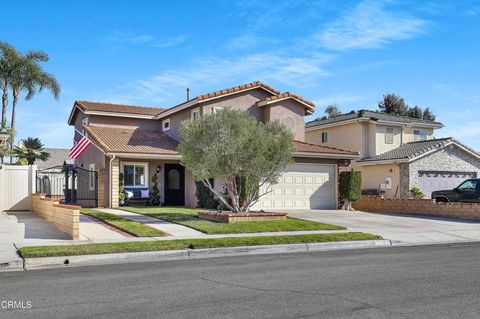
69,136,92,160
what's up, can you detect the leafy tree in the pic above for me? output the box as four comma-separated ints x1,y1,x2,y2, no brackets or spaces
339,171,362,211
195,180,218,209
11,137,50,165
422,107,436,121
151,173,160,205
406,105,423,119
0,42,60,163
324,103,341,118
378,93,407,116
178,108,294,213
410,187,425,199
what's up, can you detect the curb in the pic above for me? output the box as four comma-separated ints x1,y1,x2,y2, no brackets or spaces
21,239,391,270
0,259,25,272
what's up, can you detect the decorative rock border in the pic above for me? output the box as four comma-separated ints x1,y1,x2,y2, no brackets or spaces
198,211,287,223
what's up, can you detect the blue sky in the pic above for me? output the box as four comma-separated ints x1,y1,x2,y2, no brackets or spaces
1,0,480,150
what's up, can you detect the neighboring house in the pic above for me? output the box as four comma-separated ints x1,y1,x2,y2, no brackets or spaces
305,110,480,199
35,148,70,170
68,81,359,210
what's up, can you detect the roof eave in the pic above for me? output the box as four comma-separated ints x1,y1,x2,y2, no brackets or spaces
105,152,182,160
293,151,359,159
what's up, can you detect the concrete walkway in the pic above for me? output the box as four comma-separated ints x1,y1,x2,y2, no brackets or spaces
97,208,206,237
287,209,480,245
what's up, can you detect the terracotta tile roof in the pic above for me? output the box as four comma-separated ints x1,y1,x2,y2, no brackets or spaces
257,92,315,115
196,81,281,101
294,140,359,156
75,100,165,116
83,125,179,155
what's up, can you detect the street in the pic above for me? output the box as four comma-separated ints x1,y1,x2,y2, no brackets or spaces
2,243,480,318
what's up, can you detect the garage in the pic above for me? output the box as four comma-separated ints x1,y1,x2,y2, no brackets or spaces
252,164,336,210
418,171,477,198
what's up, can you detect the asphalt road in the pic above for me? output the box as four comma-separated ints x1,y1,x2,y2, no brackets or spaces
2,243,480,319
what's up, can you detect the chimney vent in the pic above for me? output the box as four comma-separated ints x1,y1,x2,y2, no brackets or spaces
186,88,190,101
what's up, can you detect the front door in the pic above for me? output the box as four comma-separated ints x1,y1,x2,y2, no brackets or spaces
164,164,185,206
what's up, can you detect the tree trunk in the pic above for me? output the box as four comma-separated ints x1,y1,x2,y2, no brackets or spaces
9,90,18,164
1,83,8,128
341,199,355,211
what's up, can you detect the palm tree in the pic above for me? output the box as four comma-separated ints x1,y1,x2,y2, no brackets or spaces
12,137,50,165
324,103,341,118
0,42,18,129
8,47,60,162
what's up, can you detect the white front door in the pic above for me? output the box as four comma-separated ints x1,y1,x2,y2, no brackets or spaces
252,164,336,210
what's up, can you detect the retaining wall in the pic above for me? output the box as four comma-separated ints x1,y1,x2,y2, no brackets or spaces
32,194,80,240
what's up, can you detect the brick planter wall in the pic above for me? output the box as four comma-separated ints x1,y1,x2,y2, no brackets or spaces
32,194,80,240
353,195,480,221
198,211,287,223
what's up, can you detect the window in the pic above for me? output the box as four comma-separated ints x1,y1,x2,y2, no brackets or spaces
321,132,328,143
167,169,180,190
162,119,170,131
122,162,148,187
457,180,478,192
191,108,200,120
385,128,394,144
89,164,95,191
212,107,224,114
81,117,89,135
413,130,427,141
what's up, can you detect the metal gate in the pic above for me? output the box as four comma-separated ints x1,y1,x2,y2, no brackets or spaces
36,165,98,207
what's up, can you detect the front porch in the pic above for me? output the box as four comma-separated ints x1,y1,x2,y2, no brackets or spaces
108,157,197,209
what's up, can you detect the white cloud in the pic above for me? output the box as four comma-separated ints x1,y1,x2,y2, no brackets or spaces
314,1,429,51
103,32,187,48
102,52,333,105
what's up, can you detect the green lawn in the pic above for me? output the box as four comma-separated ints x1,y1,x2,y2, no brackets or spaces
81,208,166,237
119,206,346,234
18,232,382,258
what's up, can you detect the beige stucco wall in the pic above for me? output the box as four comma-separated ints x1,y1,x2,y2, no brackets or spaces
402,127,434,144
265,100,305,141
305,122,364,155
357,163,400,199
375,125,402,155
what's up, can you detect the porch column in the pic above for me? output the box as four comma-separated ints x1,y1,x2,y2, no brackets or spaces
111,158,120,208
97,169,106,208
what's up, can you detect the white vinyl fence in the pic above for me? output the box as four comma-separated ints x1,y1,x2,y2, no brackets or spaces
0,165,37,211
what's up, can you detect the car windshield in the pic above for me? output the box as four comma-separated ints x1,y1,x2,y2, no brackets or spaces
457,180,478,192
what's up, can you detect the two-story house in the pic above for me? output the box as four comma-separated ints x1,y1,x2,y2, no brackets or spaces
306,110,480,199
67,82,359,210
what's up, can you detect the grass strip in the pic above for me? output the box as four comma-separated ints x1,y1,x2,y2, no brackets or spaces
120,206,346,234
18,232,382,258
81,208,166,237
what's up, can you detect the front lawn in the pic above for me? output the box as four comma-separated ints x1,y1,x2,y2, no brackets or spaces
120,206,346,234
81,208,166,237
18,232,382,258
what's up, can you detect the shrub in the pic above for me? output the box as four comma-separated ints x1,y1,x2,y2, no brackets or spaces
410,187,425,199
119,172,126,202
151,173,160,203
339,171,362,202
195,180,218,209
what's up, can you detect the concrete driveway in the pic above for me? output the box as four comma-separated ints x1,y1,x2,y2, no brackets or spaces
287,209,480,245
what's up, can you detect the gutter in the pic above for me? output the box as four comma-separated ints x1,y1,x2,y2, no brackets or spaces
293,152,359,160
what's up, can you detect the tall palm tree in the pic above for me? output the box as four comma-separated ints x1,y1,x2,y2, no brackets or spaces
12,137,50,165
0,42,19,129
9,50,60,162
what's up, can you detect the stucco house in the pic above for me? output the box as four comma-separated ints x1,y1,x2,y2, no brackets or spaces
305,110,480,199
67,81,359,210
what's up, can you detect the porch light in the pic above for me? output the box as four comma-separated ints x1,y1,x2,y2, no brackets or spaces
156,165,162,173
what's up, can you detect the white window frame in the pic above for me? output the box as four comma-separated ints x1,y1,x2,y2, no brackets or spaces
385,128,394,144
162,119,170,131
121,162,149,188
82,117,89,126
191,108,200,120
321,132,328,143
413,129,427,142
212,106,224,114
89,164,96,191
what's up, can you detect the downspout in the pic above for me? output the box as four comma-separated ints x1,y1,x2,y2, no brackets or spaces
109,155,116,208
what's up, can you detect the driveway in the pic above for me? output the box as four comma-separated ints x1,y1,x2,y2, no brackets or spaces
287,209,480,245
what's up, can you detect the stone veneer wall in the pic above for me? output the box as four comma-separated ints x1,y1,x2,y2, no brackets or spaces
409,146,480,192
97,169,106,208
353,195,480,221
31,194,80,240
399,163,410,199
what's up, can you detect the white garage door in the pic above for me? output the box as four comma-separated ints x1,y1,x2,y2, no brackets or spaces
252,164,336,210
418,171,477,198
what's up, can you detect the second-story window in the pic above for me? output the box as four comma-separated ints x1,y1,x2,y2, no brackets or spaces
162,119,170,131
413,130,427,141
385,128,394,144
81,117,89,136
191,108,200,120
321,132,328,143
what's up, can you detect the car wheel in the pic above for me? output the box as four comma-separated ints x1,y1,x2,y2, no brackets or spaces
435,197,448,203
